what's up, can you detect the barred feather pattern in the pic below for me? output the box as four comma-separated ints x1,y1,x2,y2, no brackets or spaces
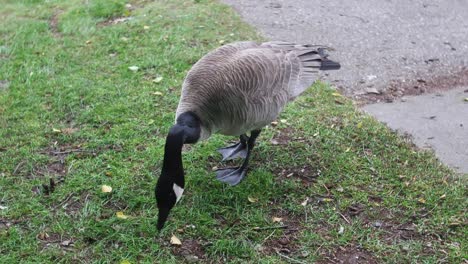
175,41,339,140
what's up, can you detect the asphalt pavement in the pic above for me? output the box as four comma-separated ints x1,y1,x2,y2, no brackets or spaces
222,0,468,174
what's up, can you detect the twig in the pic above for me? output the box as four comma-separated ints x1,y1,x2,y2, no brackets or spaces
263,230,276,243
275,249,307,264
253,225,289,231
47,149,91,155
338,212,351,224
13,161,25,175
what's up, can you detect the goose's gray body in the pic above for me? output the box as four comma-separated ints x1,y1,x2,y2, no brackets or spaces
156,41,340,230
176,41,338,140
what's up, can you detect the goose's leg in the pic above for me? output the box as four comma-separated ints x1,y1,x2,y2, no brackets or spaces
217,134,249,161
216,130,261,186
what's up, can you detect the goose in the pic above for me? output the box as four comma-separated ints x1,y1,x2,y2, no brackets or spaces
155,41,340,230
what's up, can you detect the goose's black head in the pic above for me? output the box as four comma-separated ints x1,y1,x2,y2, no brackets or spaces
155,112,200,231
155,171,183,230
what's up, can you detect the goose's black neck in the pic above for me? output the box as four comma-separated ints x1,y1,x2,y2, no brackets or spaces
160,112,201,186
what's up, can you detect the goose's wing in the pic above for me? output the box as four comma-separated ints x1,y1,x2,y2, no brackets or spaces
258,41,340,98
229,41,340,99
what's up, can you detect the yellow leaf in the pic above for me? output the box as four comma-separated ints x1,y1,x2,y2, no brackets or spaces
332,92,342,97
272,217,282,223
52,128,61,133
152,77,163,83
247,196,258,203
418,198,426,204
345,147,351,152
143,25,150,30
101,185,112,193
170,235,182,245
357,122,363,129
116,211,128,219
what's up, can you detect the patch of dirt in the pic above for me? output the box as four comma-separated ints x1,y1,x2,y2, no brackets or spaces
357,68,468,104
37,231,74,250
98,16,134,27
53,192,91,217
323,246,378,264
276,165,320,186
261,209,303,257
171,238,207,262
49,11,62,38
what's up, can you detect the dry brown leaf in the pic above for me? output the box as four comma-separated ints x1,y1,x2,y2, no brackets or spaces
272,217,283,223
170,235,182,245
101,185,112,193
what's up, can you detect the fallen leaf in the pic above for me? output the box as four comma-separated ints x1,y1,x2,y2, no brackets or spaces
60,240,73,247
105,171,112,177
322,198,333,202
218,40,225,44
52,128,61,133
417,198,426,204
211,166,218,171
170,235,182,245
248,196,258,203
116,211,129,219
37,232,49,240
301,197,309,206
332,92,342,97
143,25,150,30
153,76,163,83
357,122,363,129
336,186,344,192
128,66,139,72
345,147,351,152
152,91,163,96
338,226,344,234
280,119,287,123
272,217,283,223
270,121,278,126
440,194,446,199
85,40,92,44
101,185,112,193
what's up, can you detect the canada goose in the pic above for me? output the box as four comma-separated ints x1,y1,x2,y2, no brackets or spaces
155,41,340,230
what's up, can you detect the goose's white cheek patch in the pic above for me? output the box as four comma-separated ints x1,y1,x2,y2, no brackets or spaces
173,183,184,203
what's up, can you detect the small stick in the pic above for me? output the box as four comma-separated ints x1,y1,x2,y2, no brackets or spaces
338,212,351,224
253,225,289,231
275,249,307,264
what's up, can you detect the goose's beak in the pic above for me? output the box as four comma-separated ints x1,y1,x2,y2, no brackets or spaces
157,207,171,231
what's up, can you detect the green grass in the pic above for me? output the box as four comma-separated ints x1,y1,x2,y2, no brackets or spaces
0,0,466,263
